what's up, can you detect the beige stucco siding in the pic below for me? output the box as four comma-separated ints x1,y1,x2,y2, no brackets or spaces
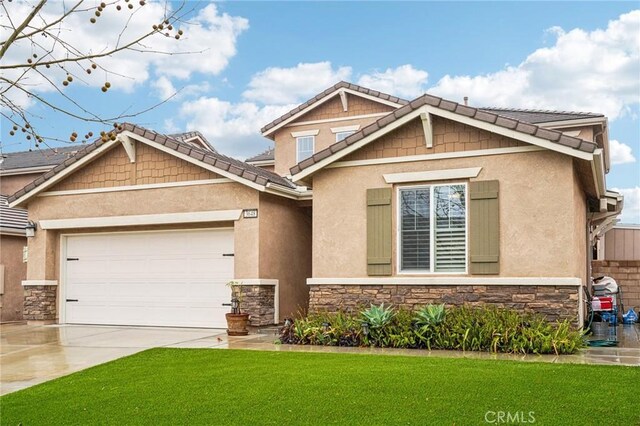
274,117,382,176
25,182,260,282
258,193,312,317
1,173,41,196
312,149,583,279
0,235,27,322
572,166,588,283
272,94,397,175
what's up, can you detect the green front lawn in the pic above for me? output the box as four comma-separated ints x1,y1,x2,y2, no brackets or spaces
1,349,638,425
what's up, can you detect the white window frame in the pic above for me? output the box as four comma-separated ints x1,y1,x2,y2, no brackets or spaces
335,131,355,142
396,182,468,275
296,136,315,163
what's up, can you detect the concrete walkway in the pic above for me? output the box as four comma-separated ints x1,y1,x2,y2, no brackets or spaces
2,322,638,396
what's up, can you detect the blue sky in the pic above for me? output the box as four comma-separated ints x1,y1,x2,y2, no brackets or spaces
1,1,639,222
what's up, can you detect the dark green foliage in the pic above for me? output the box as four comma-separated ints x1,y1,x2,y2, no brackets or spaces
279,304,585,355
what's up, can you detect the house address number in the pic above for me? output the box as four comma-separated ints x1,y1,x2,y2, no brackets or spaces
243,209,258,219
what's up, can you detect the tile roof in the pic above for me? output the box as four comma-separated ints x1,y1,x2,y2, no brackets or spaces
478,107,604,124
9,123,295,205
168,131,217,152
290,94,599,176
260,81,409,135
0,145,82,172
246,147,274,163
0,195,28,232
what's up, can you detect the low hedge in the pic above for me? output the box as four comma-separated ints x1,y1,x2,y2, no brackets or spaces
278,304,585,355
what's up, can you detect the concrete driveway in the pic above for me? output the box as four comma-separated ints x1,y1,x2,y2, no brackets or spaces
0,323,242,395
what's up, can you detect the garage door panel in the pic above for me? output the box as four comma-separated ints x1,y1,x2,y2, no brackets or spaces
64,229,234,328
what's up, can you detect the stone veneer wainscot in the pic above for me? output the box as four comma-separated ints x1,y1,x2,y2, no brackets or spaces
308,284,580,322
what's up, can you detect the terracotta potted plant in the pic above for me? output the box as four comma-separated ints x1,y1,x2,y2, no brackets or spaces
225,281,250,336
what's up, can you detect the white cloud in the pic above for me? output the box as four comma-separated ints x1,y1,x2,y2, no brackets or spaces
429,10,640,119
613,187,640,224
1,2,247,109
179,97,296,158
609,139,637,165
357,65,429,99
151,77,211,100
243,62,352,104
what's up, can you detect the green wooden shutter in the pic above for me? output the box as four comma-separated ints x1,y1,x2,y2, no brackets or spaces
469,180,500,275
367,188,392,276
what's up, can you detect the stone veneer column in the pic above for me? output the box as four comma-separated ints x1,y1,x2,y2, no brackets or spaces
238,283,276,326
23,282,58,324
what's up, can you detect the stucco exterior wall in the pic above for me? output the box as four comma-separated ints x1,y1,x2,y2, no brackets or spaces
572,165,588,284
1,173,42,196
274,116,381,176
258,193,312,318
272,95,396,176
0,234,27,322
25,181,260,283
312,149,581,279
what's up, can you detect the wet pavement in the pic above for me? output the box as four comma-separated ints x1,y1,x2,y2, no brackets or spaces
2,322,638,396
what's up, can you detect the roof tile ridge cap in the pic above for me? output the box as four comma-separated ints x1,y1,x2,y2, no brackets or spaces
478,106,603,116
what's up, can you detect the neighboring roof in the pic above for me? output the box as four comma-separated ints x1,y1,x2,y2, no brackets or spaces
168,131,217,152
246,148,274,163
0,195,28,235
260,81,409,135
9,123,296,206
290,93,600,176
0,145,81,172
479,108,605,124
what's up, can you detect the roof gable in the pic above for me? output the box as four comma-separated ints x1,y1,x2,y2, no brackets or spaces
260,81,408,138
342,115,526,163
9,123,296,207
49,142,221,193
290,94,599,180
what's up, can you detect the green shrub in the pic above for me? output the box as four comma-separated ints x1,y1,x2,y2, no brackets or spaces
278,304,585,355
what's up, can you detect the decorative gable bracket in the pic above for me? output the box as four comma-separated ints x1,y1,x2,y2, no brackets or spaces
119,134,136,163
339,90,348,112
420,112,433,148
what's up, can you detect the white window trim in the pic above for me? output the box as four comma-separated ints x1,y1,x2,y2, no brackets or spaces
330,125,360,134
384,167,481,184
296,135,315,163
291,129,319,138
396,182,468,275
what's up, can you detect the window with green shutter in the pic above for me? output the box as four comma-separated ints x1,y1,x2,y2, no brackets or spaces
469,180,500,275
398,184,467,273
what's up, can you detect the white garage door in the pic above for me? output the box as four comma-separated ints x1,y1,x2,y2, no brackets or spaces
63,229,234,328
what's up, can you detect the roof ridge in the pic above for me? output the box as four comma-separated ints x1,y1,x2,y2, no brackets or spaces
246,147,275,162
1,144,82,156
260,80,409,135
479,106,603,117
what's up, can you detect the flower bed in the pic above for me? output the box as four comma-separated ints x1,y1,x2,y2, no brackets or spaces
278,304,584,355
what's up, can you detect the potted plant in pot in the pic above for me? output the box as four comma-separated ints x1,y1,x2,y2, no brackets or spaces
225,281,250,336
